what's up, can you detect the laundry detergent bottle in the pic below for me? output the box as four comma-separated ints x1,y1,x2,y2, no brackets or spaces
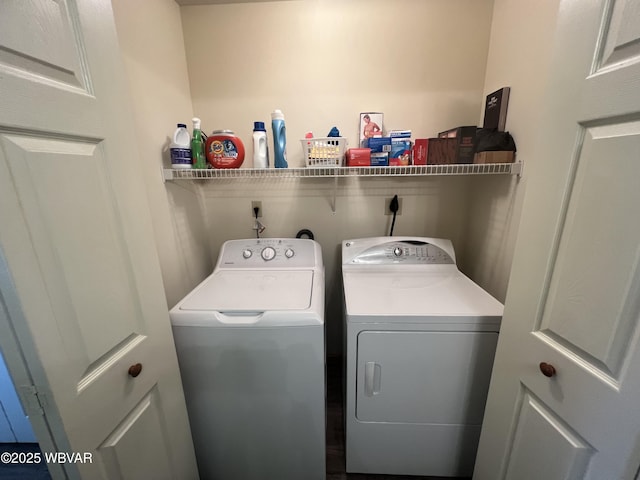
252,121,269,168
271,109,288,168
170,123,192,169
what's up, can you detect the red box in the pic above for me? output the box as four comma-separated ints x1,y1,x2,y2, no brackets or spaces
413,139,429,165
346,148,371,166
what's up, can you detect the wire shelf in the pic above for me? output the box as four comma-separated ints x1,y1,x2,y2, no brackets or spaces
163,162,522,181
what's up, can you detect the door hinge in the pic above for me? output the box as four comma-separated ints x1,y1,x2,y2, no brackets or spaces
18,385,46,416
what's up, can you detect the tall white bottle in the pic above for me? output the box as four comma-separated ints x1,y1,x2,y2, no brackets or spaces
252,121,269,168
170,123,192,169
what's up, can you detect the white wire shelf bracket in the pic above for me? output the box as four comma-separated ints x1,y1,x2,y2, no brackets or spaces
162,162,522,181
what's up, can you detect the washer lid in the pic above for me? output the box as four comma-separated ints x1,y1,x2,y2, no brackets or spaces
180,270,314,311
343,271,503,320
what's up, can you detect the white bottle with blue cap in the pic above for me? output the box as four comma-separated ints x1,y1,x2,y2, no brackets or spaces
170,123,192,169
252,121,269,168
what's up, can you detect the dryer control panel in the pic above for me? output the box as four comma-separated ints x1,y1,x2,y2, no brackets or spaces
217,238,320,269
343,238,455,265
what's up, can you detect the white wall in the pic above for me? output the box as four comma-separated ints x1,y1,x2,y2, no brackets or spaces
182,0,494,154
462,0,561,302
109,0,559,354
111,0,213,308
199,176,472,355
180,0,495,355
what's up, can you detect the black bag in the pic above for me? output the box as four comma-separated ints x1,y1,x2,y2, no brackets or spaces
474,128,516,153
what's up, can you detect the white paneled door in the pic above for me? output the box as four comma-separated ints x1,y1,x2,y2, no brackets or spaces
475,0,640,479
0,1,198,479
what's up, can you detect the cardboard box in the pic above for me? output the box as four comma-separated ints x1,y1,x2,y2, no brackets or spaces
413,139,429,165
390,140,412,166
473,151,515,164
437,126,477,164
427,138,457,165
371,152,389,166
389,130,412,139
438,128,458,138
360,112,384,147
346,148,371,166
365,137,392,153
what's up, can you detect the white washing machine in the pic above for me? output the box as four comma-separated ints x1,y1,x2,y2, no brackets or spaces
342,237,503,477
170,238,325,480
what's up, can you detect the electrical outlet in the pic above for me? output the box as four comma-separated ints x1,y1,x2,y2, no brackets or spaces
384,197,402,215
251,200,262,217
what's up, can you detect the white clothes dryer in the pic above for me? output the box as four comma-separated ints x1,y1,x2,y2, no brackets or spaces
170,238,325,480
342,237,503,477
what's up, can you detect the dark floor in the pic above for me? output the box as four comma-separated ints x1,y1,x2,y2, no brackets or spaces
0,443,51,480
326,356,470,480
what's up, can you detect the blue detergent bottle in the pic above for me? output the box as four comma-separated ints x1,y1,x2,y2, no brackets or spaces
271,109,288,168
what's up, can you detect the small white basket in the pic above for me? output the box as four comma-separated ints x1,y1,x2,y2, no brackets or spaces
301,137,347,167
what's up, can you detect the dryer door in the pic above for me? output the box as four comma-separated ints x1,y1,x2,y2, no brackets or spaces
356,331,498,424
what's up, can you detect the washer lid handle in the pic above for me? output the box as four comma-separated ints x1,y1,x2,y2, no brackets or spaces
216,311,264,324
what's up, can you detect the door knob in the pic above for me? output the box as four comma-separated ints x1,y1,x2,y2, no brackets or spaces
128,363,143,378
539,362,556,378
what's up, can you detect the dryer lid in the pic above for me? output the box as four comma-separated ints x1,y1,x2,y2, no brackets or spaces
180,270,314,311
342,270,503,320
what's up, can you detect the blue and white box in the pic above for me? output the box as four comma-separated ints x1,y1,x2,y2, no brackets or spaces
389,130,412,139
366,137,392,153
371,152,389,166
390,139,412,166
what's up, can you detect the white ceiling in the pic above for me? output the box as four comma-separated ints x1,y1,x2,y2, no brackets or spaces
175,0,297,4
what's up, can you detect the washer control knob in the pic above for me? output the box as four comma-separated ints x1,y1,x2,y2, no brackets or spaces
261,246,276,261
393,247,403,257
285,248,295,259
242,249,252,259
